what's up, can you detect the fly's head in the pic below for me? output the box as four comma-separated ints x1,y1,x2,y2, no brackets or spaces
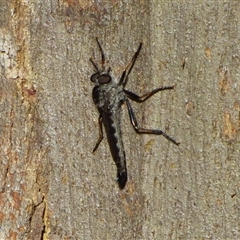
90,70,112,86
90,38,116,105
90,37,113,85
90,71,113,106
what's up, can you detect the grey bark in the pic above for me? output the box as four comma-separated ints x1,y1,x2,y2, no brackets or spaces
0,1,240,239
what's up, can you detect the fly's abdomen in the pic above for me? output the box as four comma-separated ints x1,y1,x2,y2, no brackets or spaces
101,111,127,189
117,171,127,190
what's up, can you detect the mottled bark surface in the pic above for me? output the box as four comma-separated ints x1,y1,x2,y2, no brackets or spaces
0,1,240,239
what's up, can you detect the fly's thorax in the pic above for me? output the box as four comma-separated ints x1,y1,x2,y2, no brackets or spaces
93,81,125,112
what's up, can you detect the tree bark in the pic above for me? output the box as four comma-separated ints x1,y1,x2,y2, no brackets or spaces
1,1,240,239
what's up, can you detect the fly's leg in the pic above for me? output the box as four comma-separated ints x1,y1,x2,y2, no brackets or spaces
125,99,180,145
119,43,142,87
124,43,142,82
90,38,111,73
95,37,105,68
90,58,99,72
93,116,104,152
124,86,175,103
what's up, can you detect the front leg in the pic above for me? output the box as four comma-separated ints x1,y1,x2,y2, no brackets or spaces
118,43,142,87
93,115,104,152
125,99,180,145
124,85,174,103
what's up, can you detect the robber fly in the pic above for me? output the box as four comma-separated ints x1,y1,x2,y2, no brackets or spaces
90,38,179,190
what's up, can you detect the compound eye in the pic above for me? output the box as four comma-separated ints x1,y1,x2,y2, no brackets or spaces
98,74,112,84
90,73,99,82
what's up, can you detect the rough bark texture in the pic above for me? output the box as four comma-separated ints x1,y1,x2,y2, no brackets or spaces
1,1,240,239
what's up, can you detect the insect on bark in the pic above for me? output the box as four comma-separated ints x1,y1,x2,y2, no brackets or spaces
90,38,179,190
